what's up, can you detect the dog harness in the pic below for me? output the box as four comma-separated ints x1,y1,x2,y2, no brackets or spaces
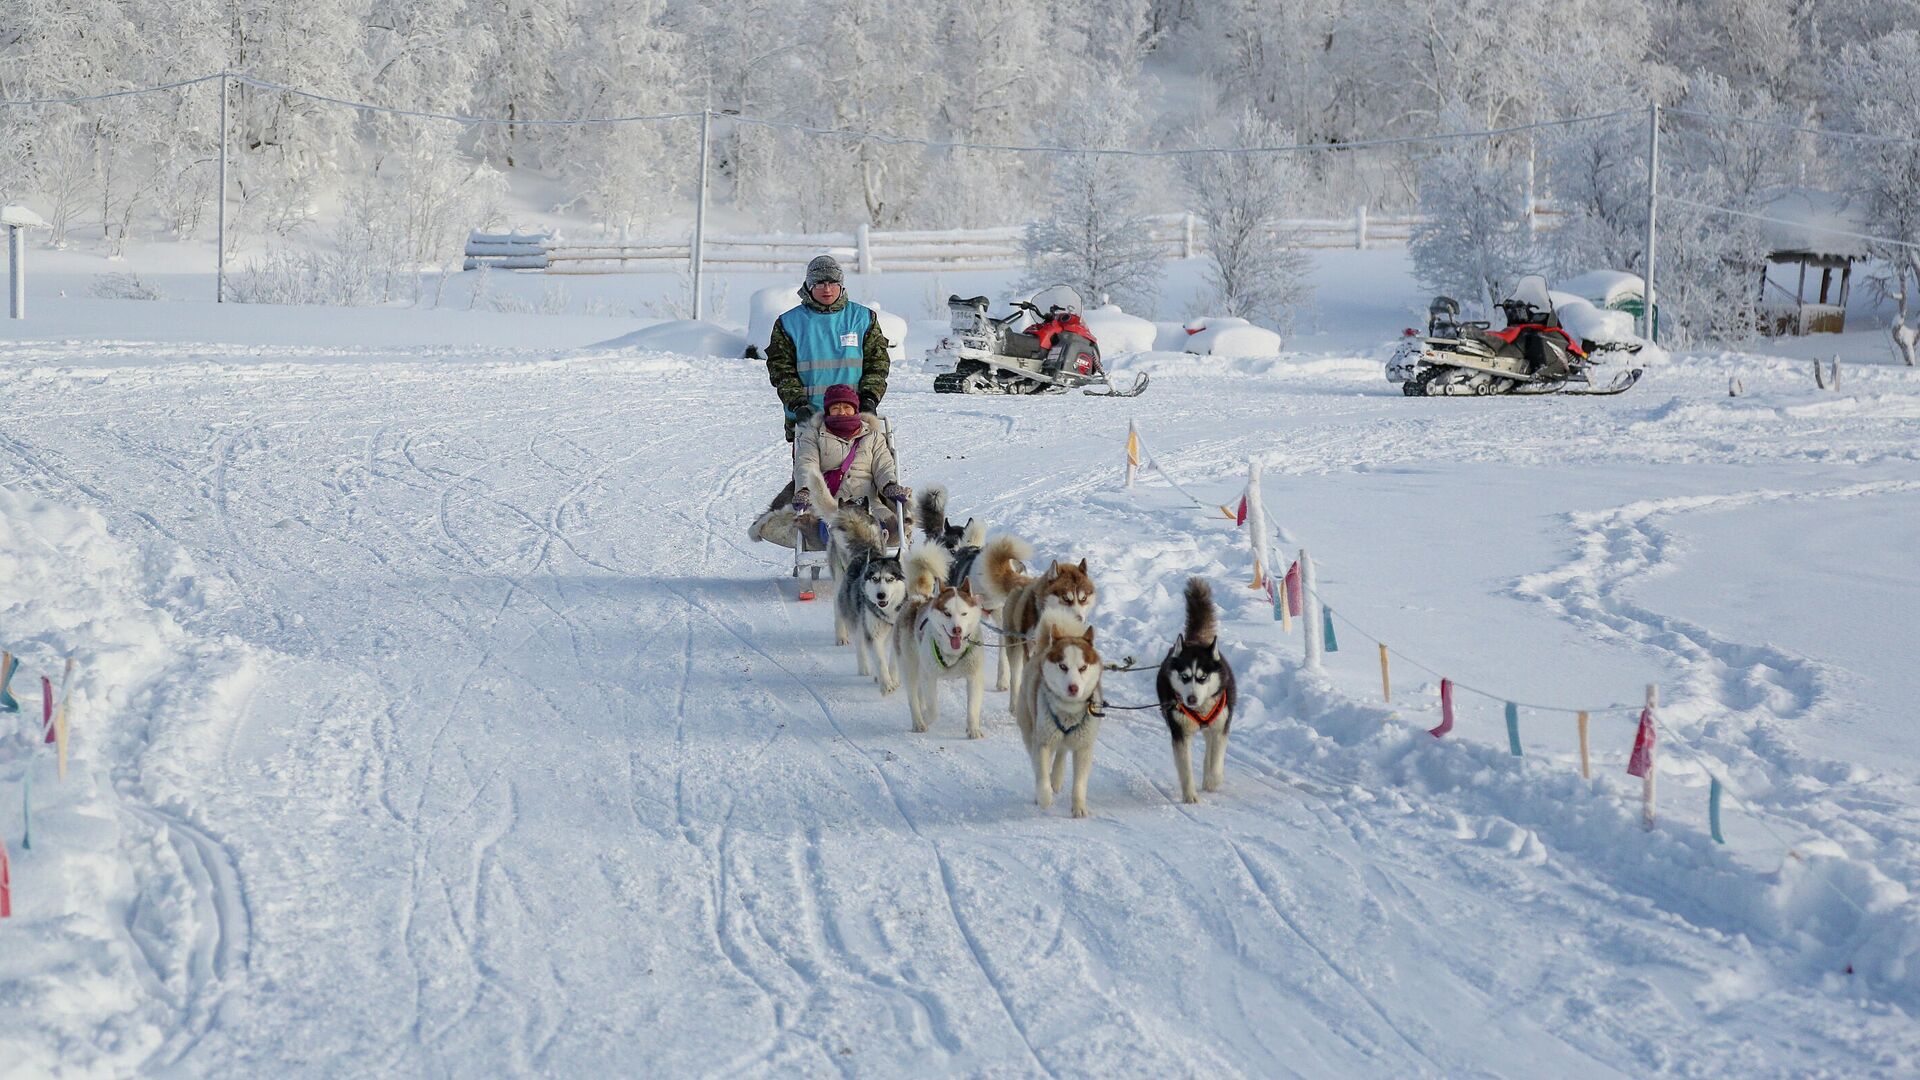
860,589,899,624
1174,696,1228,728
1041,694,1095,737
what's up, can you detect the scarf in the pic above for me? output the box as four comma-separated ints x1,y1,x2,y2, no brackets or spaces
824,414,863,439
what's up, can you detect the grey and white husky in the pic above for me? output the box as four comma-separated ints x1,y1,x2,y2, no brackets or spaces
1156,578,1237,803
828,495,886,585
1013,609,1104,818
894,545,990,739
917,486,1007,689
834,512,907,690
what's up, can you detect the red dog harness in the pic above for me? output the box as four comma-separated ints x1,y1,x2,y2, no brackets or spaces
1175,697,1227,728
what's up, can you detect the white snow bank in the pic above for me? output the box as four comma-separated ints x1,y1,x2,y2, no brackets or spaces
0,486,253,1076
1550,292,1638,344
1559,270,1644,308
1181,316,1284,358
1081,304,1157,354
592,319,750,357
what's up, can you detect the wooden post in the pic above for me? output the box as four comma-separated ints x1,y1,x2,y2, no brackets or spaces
216,72,229,303
1577,711,1591,778
1378,644,1391,704
6,224,21,320
1300,549,1322,670
1354,205,1368,250
1830,357,1840,390
1641,684,1658,830
1813,359,1826,390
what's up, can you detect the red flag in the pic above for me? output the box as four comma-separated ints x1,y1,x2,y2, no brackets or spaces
1285,561,1303,616
1235,495,1248,526
1626,707,1656,777
41,676,54,744
1430,678,1455,737
1,840,11,918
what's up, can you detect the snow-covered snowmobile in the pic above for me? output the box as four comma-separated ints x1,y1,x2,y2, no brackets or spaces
1391,276,1644,397
929,285,1149,397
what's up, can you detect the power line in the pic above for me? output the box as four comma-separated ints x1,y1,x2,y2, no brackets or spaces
0,73,227,106
227,74,707,128
1667,106,1920,149
1659,194,1920,253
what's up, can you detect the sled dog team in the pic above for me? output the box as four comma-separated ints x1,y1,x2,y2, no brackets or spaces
830,486,1238,818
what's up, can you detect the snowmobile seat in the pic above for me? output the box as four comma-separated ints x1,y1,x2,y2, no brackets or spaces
948,295,990,307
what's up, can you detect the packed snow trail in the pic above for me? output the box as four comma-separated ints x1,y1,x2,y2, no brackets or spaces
0,343,1915,1076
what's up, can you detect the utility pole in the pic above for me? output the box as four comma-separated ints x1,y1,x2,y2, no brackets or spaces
217,73,230,303
1642,102,1659,341
691,109,711,321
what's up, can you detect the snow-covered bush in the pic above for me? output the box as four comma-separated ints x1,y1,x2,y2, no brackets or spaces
1022,97,1163,313
1827,31,1920,366
1181,110,1313,330
1410,111,1536,313
88,273,165,302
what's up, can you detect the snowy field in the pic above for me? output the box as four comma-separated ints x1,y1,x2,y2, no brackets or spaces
2,260,1918,1077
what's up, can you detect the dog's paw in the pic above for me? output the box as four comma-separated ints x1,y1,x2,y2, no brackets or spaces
912,720,930,733
1070,803,1090,819
1203,776,1223,793
1182,791,1200,805
1036,793,1053,810
880,680,899,695
967,727,984,740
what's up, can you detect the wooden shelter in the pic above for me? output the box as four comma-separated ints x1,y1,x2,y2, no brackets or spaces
1756,189,1867,336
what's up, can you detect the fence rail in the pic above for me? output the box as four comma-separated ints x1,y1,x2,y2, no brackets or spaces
464,205,1448,275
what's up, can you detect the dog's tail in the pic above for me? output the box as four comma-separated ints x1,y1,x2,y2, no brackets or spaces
916,486,949,542
1182,577,1217,647
982,534,1033,608
801,462,837,514
835,507,886,561
905,545,952,600
960,517,986,547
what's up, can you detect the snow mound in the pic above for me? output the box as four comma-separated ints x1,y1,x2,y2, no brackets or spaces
593,319,750,358
1082,304,1157,354
1550,292,1637,344
1182,317,1284,358
1559,270,1644,308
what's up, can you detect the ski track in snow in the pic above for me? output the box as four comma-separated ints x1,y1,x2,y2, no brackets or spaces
0,343,1917,1076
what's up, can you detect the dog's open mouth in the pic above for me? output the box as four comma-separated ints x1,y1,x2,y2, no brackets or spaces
948,628,965,652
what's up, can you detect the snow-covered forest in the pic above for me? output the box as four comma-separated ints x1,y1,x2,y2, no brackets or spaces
5,1,1920,342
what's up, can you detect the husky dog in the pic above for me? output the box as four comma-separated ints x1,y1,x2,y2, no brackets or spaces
1013,609,1104,818
834,514,907,688
1157,579,1237,803
827,496,886,586
982,535,1097,705
918,486,1007,688
894,546,990,739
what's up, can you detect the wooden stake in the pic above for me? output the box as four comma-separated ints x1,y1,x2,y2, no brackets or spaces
1378,644,1391,704
1577,711,1591,778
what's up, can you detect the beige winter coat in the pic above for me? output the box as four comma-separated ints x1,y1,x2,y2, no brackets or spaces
793,412,900,511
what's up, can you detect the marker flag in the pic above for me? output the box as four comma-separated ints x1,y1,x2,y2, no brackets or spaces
1626,706,1656,778
19,771,30,850
1,840,11,918
1709,777,1726,844
1284,561,1302,617
1577,711,1591,778
1378,645,1391,703
1126,424,1141,467
1322,607,1339,652
1235,495,1247,526
1249,558,1265,591
41,676,53,744
1269,577,1285,622
1505,702,1523,756
1220,504,1237,520
0,652,17,712
1429,678,1455,737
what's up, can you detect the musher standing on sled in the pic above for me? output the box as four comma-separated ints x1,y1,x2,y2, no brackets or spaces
765,255,892,443
749,256,904,544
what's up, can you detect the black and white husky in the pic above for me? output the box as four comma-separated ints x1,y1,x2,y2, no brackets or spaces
827,495,886,584
894,545,990,739
918,486,1008,689
834,512,907,690
1014,609,1104,818
1156,578,1237,803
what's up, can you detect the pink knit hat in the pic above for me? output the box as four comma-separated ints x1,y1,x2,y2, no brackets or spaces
823,384,860,411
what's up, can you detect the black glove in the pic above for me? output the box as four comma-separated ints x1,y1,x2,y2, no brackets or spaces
881,482,909,504
792,404,815,425
859,392,880,414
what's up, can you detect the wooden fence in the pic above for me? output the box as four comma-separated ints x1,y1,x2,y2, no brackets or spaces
463,207,1435,275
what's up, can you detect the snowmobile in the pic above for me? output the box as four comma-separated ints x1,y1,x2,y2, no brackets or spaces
1390,276,1644,397
930,285,1149,397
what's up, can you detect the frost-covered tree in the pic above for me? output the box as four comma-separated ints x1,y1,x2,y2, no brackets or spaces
1828,31,1920,366
1181,110,1312,327
1410,119,1535,313
1021,93,1163,311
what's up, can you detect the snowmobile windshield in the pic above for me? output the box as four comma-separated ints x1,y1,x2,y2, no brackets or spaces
1508,276,1553,314
1027,285,1085,319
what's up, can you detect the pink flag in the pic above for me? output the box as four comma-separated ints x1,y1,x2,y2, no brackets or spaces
1235,495,1248,527
1,839,11,918
40,677,53,744
1285,562,1303,616
1429,679,1455,737
1626,707,1656,777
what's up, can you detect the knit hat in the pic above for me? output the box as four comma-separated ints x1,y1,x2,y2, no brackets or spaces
823,384,860,411
805,255,844,287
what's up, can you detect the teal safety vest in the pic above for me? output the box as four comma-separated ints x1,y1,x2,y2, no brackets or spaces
780,301,874,419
